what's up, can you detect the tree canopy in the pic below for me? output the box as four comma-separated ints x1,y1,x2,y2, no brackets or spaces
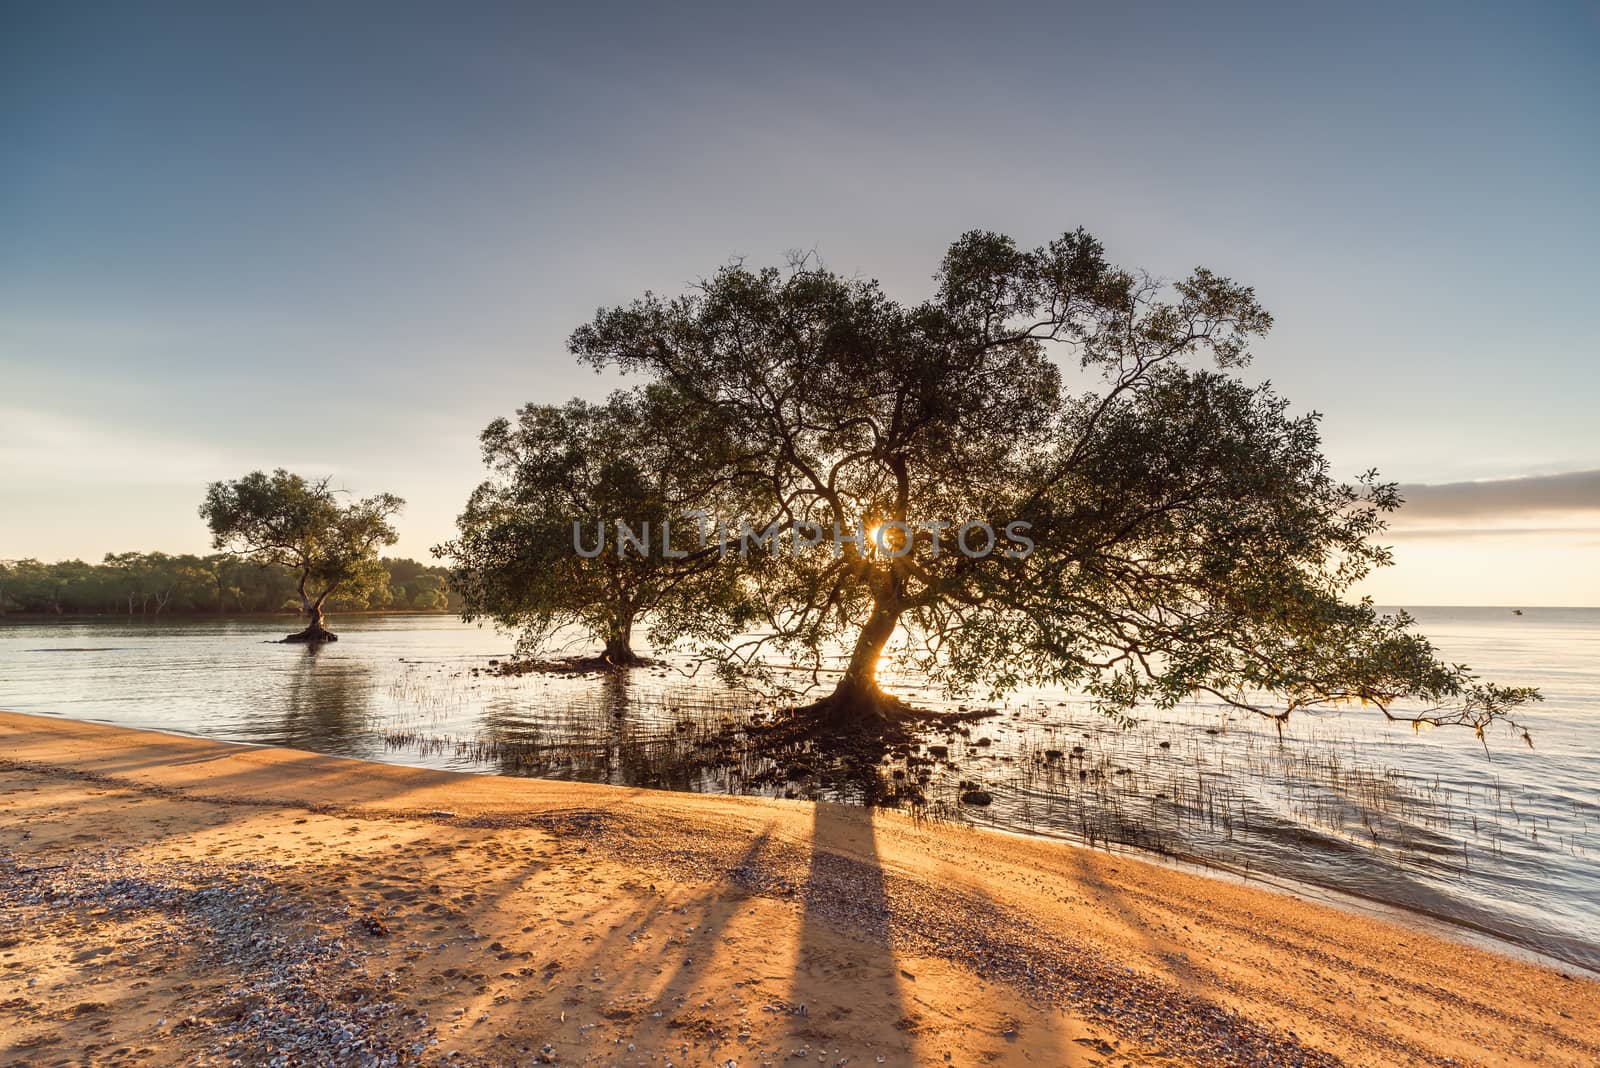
564,230,1538,737
200,469,403,642
440,385,747,663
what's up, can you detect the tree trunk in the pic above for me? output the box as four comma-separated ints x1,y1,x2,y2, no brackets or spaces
284,590,337,643
600,614,641,666
814,597,905,722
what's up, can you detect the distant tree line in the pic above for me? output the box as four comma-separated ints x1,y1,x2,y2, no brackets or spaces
0,553,458,618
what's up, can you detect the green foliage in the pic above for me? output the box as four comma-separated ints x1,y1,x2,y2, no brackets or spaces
200,469,403,624
0,477,437,621
438,384,748,659
0,554,457,617
567,230,1540,734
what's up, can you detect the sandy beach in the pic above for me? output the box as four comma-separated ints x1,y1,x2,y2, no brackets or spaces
1,710,1595,1067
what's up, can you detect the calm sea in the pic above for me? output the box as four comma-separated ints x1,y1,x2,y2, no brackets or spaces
1,607,1595,972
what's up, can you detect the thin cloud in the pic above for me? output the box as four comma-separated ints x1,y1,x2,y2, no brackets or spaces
1396,470,1600,520
1390,525,1600,540
0,407,345,488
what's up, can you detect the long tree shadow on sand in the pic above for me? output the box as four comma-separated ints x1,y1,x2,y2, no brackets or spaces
787,800,915,1062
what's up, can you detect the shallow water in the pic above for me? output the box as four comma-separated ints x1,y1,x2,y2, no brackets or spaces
1,608,1595,971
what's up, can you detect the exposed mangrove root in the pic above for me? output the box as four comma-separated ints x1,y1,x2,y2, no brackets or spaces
777,686,1000,735
282,624,338,644
752,686,1001,766
475,652,659,678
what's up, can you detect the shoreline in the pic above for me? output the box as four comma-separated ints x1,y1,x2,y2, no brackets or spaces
18,704,1592,979
3,710,1597,1066
964,803,1599,979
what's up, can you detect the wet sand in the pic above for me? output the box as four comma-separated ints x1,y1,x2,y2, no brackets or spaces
1,710,1596,1067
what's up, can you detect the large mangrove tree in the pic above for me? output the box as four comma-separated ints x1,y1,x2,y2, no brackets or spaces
563,230,1538,735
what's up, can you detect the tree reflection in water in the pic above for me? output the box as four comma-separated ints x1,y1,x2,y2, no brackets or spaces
280,641,378,755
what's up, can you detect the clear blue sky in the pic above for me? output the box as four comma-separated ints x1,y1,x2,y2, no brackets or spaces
3,2,1596,602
